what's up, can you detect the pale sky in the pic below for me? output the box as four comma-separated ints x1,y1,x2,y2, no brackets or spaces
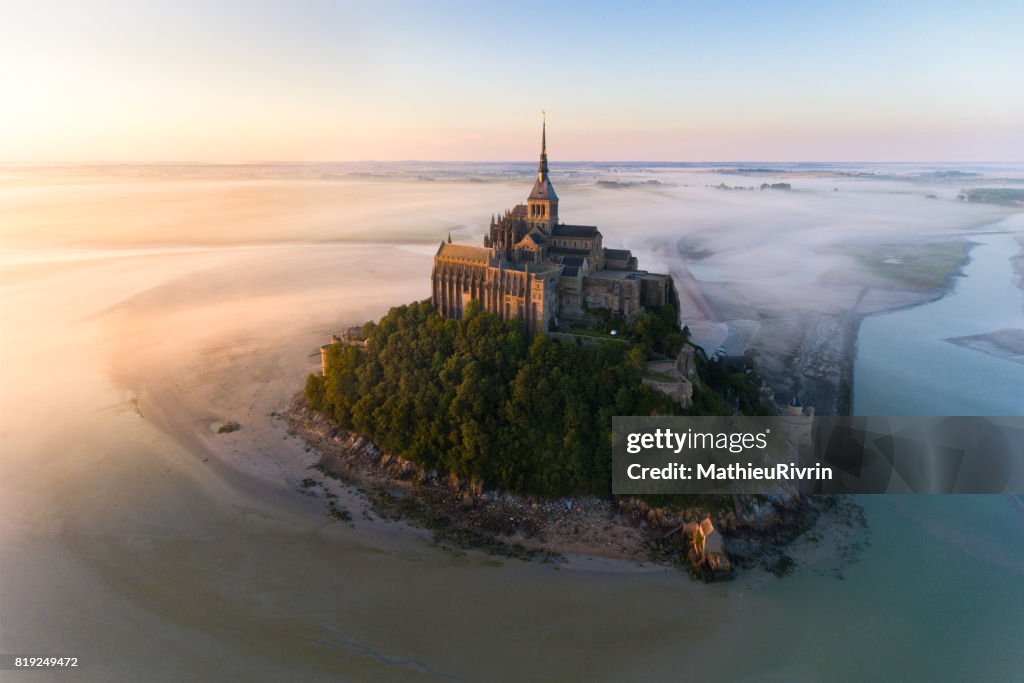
1,0,1022,162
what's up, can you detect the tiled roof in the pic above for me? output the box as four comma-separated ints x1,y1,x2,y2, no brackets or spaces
436,242,491,262
506,262,562,275
548,246,591,257
552,224,600,238
529,178,558,201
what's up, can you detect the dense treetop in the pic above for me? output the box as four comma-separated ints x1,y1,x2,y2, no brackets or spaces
306,300,763,497
306,301,686,496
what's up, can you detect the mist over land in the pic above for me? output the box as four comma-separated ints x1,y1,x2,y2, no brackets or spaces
2,161,1023,680
5,160,1022,410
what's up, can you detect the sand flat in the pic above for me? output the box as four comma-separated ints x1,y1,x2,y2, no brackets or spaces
946,328,1024,365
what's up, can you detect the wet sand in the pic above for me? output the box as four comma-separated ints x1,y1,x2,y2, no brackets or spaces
3,167,1023,681
0,242,767,681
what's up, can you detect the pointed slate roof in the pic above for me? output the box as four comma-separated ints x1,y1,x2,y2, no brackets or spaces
529,114,558,202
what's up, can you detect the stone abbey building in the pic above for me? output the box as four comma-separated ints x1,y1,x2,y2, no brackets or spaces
431,121,678,335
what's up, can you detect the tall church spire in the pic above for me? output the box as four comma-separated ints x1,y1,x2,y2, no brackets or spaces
528,111,558,228
538,110,548,182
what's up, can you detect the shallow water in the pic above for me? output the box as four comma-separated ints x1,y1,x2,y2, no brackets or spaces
846,222,1024,680
854,226,1024,416
2,166,1023,681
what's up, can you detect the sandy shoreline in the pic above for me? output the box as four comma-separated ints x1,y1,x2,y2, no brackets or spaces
278,393,868,580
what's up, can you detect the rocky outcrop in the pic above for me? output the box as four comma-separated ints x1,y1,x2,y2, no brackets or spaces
643,346,698,409
641,376,693,408
687,517,731,577
617,492,827,580
288,396,853,578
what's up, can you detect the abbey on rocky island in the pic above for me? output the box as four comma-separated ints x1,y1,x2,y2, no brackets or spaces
431,118,678,335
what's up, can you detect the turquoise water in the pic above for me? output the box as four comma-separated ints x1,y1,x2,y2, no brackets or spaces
853,231,1024,416
719,495,1024,682
833,227,1024,681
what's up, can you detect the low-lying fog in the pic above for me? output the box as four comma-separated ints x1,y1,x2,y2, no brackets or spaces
5,162,1019,304
6,161,1021,410
2,162,1022,681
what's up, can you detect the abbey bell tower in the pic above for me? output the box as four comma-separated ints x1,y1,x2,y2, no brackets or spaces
433,115,679,336
526,114,558,229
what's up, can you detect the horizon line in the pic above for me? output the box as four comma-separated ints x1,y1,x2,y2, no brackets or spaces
3,159,1022,166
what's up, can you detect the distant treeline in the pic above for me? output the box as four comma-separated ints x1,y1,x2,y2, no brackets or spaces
958,188,1024,206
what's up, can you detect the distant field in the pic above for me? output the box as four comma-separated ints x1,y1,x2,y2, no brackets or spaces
849,241,972,290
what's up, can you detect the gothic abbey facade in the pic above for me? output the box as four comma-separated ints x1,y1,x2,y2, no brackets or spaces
431,120,678,336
